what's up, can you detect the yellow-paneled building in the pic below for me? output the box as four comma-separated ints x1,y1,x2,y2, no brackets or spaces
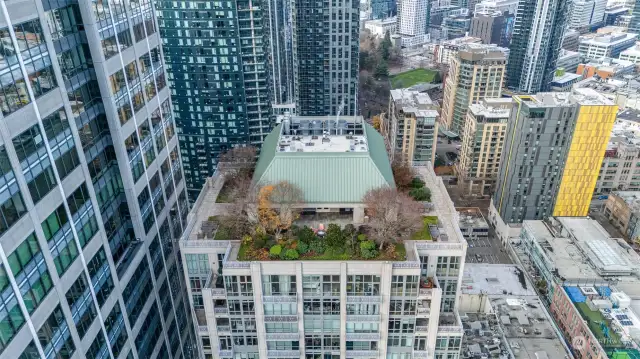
553,93,618,216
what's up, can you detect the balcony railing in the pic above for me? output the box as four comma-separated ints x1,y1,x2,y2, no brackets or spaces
345,333,380,341
413,350,430,358
346,296,381,303
392,261,421,268
263,294,297,302
265,333,300,340
418,288,433,297
214,307,229,315
345,350,378,357
438,325,464,334
346,314,381,322
218,350,234,358
198,325,208,333
415,325,429,332
266,350,300,358
263,315,298,322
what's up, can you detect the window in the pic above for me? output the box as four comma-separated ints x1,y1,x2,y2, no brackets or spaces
65,273,96,338
224,275,253,296
37,305,75,359
42,205,78,275
347,275,380,296
265,323,297,333
85,332,108,359
262,275,296,295
134,302,162,359
45,4,83,40
0,149,26,235
13,125,57,203
346,322,378,333
0,265,25,354
7,233,53,313
388,318,415,333
123,260,153,325
346,303,379,315
303,275,339,296
17,341,39,359
390,275,419,296
87,248,114,307
104,303,127,357
186,254,210,275
389,299,416,316
263,303,296,315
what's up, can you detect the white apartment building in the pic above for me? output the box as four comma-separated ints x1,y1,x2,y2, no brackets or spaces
569,0,606,29
178,125,469,359
365,17,398,38
473,0,518,14
397,0,429,36
578,32,638,60
433,36,482,65
595,117,640,194
619,43,640,64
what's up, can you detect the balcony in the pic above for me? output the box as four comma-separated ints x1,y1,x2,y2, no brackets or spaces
438,312,464,335
267,350,300,358
413,350,430,358
346,314,381,322
214,307,229,316
345,333,380,341
418,288,434,299
198,325,208,334
263,315,298,322
218,349,234,358
263,294,297,303
265,333,300,340
346,295,381,303
345,350,378,357
216,325,231,335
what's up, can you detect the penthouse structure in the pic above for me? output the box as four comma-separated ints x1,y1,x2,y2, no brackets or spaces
578,32,638,60
179,116,469,359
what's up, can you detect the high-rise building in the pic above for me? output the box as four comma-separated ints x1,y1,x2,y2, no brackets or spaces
628,0,640,33
371,0,398,19
382,89,439,164
457,98,512,195
397,0,429,37
492,89,617,223
469,9,514,47
441,44,506,134
157,1,274,198
569,0,606,29
577,32,638,60
179,117,468,359
506,0,568,93
0,1,194,359
292,0,360,116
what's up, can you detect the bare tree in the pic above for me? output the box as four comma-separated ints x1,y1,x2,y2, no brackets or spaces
258,181,305,238
218,146,257,177
363,187,424,249
391,157,416,190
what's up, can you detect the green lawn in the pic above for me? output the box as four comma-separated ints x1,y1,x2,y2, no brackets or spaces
390,69,440,89
411,216,439,240
575,302,623,348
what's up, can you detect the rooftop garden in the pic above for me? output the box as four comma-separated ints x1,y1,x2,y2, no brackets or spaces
411,216,439,240
205,147,433,261
575,302,623,349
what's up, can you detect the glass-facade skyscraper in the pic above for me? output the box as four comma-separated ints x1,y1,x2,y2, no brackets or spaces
506,0,567,93
157,1,273,197
0,1,194,359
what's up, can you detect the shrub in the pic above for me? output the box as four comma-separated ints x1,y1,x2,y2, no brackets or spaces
309,239,326,254
357,234,367,242
360,240,378,259
343,224,356,237
254,237,266,249
297,241,310,254
296,226,317,244
269,245,282,258
325,224,344,248
409,187,431,201
284,249,299,260
410,177,426,189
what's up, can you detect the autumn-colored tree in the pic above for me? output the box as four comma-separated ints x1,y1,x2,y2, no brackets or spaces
363,187,424,249
257,181,305,238
372,115,382,131
391,157,415,190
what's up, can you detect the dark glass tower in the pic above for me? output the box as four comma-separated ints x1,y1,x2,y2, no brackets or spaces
292,0,360,116
157,1,273,198
506,0,568,93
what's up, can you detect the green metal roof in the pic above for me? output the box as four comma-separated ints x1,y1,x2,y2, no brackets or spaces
253,123,395,204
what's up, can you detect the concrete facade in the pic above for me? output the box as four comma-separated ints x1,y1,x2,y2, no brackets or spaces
179,165,469,359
